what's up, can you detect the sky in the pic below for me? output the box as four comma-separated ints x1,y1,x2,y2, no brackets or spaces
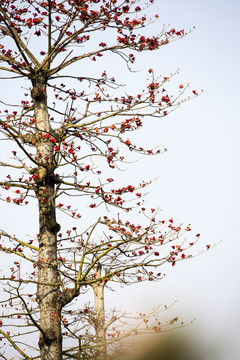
0,0,240,359
104,0,240,358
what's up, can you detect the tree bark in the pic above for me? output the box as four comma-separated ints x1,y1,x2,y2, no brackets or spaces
91,265,107,359
32,75,62,360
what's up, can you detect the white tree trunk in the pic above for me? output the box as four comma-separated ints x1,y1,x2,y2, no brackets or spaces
91,265,107,359
32,77,62,360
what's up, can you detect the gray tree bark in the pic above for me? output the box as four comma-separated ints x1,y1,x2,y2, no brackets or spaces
32,75,62,360
91,265,107,359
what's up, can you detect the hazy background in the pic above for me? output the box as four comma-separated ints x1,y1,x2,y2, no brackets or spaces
0,0,239,358
106,1,240,358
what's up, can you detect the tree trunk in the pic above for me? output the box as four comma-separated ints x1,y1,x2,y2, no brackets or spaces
91,265,107,359
32,75,62,360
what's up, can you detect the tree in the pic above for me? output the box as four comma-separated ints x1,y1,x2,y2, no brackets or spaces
0,0,208,359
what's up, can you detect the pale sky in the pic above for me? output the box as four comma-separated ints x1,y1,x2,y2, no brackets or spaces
0,0,240,358
107,1,240,358
113,1,240,358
